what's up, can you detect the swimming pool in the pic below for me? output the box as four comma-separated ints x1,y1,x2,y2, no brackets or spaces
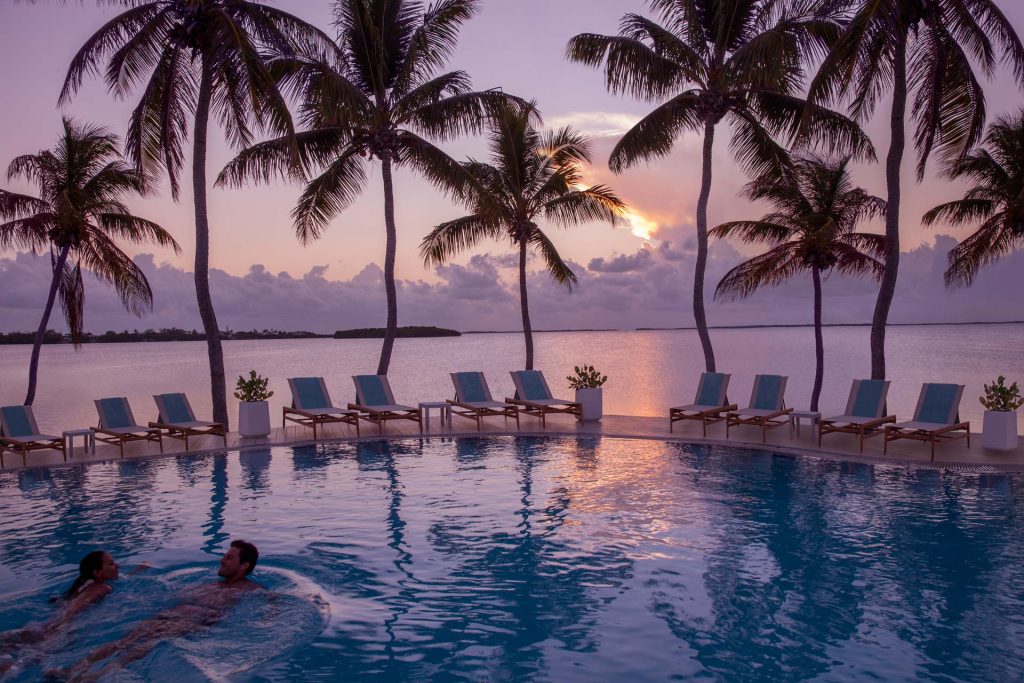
0,436,1021,681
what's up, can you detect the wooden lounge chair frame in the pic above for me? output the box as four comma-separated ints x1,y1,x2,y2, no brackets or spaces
0,405,66,467
348,375,422,435
726,375,794,443
669,372,737,436
284,377,360,440
818,379,896,452
505,370,581,428
448,372,520,432
884,383,970,461
93,397,163,458
149,393,227,451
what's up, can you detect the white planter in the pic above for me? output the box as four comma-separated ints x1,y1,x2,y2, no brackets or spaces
576,387,603,422
238,401,271,438
981,410,1018,451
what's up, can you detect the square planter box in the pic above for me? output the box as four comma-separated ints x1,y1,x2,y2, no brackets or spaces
981,410,1019,451
575,387,603,422
238,401,271,438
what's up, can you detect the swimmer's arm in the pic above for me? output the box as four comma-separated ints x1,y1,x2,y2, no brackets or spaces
127,563,152,576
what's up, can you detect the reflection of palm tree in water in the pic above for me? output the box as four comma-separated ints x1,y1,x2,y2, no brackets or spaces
202,455,229,555
654,451,872,679
425,436,633,679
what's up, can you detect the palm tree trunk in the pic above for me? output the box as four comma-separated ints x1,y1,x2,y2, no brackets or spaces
377,155,399,376
518,238,534,370
695,121,718,372
870,33,907,381
193,60,228,427
24,246,71,405
811,265,824,412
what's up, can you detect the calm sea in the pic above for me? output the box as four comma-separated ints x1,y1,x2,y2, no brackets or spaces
1,325,1021,433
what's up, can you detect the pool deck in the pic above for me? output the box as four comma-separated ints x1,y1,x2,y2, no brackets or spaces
2,412,1023,473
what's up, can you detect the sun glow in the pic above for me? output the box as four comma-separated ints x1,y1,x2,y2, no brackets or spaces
622,209,659,240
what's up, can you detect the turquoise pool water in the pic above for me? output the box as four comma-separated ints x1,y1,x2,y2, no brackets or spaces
0,437,1021,681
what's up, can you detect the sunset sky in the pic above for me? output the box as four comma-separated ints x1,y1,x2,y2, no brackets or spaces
2,0,1024,333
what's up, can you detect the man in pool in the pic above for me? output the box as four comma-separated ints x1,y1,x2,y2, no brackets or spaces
55,539,261,681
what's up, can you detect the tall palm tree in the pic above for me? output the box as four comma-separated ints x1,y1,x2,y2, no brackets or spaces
923,111,1024,288
60,0,334,426
711,155,885,410
419,105,626,369
219,0,522,375
0,118,179,405
807,0,1024,380
567,0,873,373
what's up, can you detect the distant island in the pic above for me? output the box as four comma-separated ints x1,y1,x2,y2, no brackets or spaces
333,326,460,338
0,328,330,344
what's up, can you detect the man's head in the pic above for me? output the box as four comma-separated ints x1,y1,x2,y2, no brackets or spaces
218,539,259,581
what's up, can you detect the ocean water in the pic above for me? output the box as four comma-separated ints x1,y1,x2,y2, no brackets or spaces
0,325,1021,432
0,437,1021,681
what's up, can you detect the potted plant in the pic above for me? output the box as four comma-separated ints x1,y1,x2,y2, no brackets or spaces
235,370,274,438
980,375,1022,451
567,364,607,422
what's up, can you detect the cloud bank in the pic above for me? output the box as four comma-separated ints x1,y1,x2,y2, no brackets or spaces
0,235,1021,335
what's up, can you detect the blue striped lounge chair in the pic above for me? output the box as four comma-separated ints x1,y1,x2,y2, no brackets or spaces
0,405,66,467
884,383,970,460
449,372,520,432
284,377,360,440
669,372,737,436
818,380,895,452
348,375,422,435
150,393,227,451
726,375,794,443
93,397,163,458
506,370,581,428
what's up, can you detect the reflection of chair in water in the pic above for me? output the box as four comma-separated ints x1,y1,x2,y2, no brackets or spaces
818,380,895,452
93,397,163,458
505,370,581,428
725,375,794,443
448,372,520,431
884,383,970,460
348,375,422,434
283,377,360,440
0,405,66,467
669,372,737,436
149,393,227,451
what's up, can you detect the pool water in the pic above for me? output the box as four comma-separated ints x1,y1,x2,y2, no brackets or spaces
0,437,1021,681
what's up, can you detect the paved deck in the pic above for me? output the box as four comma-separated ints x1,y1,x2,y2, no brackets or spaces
2,413,1022,473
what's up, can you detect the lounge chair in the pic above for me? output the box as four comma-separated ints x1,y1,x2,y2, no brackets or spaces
669,372,737,436
884,383,970,460
284,377,360,440
818,379,896,452
93,397,163,458
505,370,581,428
348,375,422,435
149,393,227,451
726,375,794,443
448,372,520,431
0,405,66,467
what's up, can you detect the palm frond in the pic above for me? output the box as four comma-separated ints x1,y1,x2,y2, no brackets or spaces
609,93,702,172
420,213,503,266
715,243,803,301
526,229,577,289
291,150,368,243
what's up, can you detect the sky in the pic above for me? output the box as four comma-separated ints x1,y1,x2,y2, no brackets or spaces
1,0,1024,333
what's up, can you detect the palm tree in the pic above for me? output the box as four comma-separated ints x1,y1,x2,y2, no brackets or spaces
923,111,1024,288
0,118,179,405
60,0,334,426
711,155,885,411
218,0,522,375
419,105,626,369
806,0,1024,380
567,0,873,373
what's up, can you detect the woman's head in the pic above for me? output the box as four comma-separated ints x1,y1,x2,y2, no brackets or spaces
62,551,119,600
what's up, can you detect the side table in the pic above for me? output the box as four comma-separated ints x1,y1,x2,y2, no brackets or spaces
63,428,96,458
789,410,821,438
418,402,452,430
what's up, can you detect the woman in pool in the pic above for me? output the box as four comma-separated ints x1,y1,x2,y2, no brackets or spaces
0,551,123,672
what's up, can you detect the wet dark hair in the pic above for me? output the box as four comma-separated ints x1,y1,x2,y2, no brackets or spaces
231,540,258,575
60,551,107,601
